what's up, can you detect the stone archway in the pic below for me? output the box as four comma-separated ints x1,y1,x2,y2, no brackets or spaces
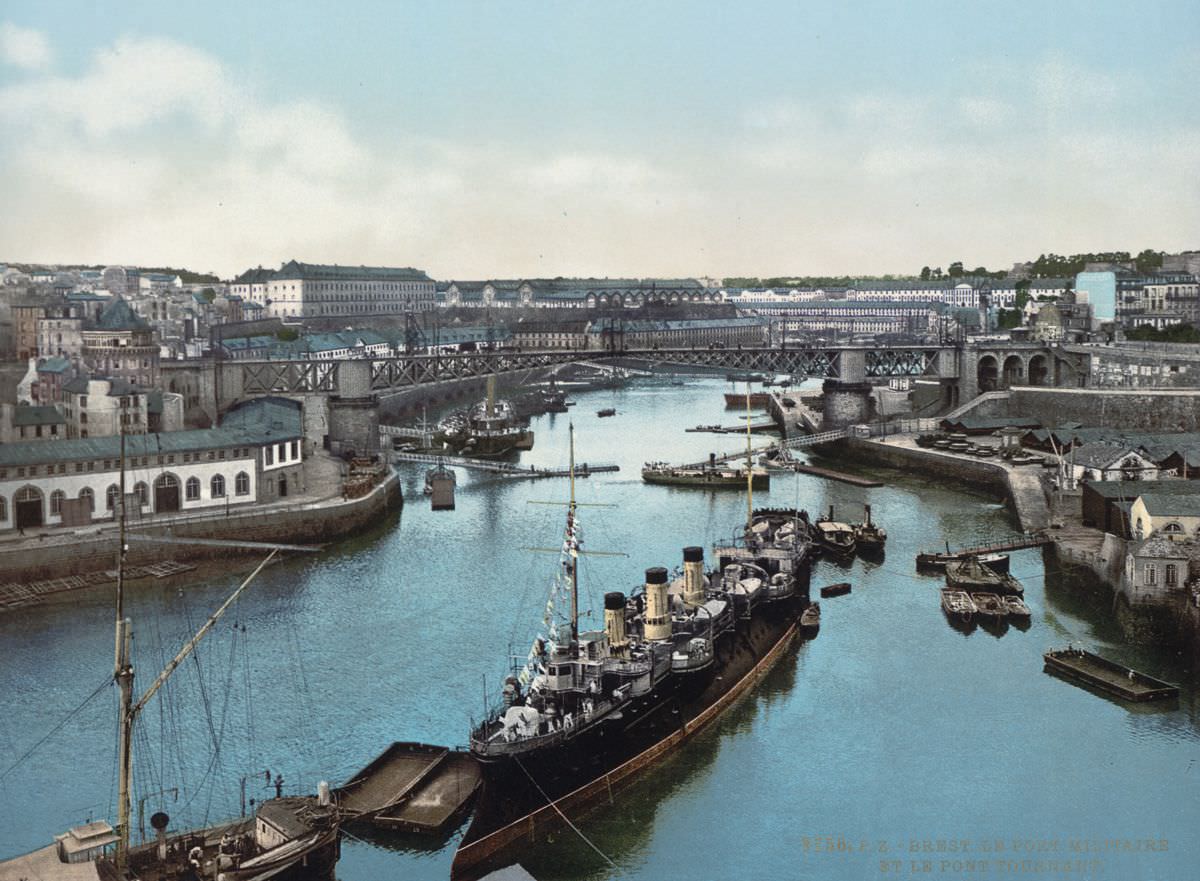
154,473,181,513
1028,353,1049,386
1002,354,1024,388
977,354,999,392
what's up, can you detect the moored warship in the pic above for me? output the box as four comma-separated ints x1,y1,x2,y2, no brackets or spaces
452,429,815,880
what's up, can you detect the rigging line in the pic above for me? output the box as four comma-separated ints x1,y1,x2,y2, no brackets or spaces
514,755,619,872
0,676,111,784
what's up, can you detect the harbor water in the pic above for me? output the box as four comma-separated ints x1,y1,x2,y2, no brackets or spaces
0,377,1196,880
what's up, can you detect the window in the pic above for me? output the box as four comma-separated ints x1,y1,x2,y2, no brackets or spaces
79,487,94,512
50,490,65,516
290,440,299,459
1166,564,1178,586
235,472,250,496
134,482,148,507
0,495,6,521
186,477,201,501
265,446,274,466
106,484,119,511
1145,564,1157,585
211,475,226,498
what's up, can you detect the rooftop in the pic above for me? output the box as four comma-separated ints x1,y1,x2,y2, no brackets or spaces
273,260,430,282
0,398,302,469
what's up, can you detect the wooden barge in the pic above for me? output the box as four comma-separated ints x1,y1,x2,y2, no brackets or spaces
336,741,481,833
820,582,851,598
1043,649,1180,703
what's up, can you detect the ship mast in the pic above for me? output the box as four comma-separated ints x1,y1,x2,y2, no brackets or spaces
114,409,133,876
745,381,753,532
568,422,579,643
486,374,496,419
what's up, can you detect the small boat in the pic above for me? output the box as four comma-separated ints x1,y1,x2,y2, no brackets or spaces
1003,595,1032,621
819,582,851,598
814,507,856,557
916,550,1010,574
800,602,821,633
970,591,1006,622
1043,648,1180,702
940,588,977,624
597,408,616,417
852,504,886,557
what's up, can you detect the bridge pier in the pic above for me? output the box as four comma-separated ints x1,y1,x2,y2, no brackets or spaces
328,395,381,458
821,380,875,429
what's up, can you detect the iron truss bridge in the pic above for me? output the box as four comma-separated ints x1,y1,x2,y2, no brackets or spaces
240,350,591,395
618,346,946,379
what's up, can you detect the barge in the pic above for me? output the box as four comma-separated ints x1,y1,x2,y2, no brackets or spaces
1043,649,1180,702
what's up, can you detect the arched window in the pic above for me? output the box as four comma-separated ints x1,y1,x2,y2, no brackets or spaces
235,472,250,496
1163,522,1184,534
79,487,94,512
134,482,148,507
211,475,226,498
1135,517,1144,540
49,489,65,515
186,477,201,501
106,484,120,511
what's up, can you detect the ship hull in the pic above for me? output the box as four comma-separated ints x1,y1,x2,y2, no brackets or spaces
451,602,803,880
642,469,769,489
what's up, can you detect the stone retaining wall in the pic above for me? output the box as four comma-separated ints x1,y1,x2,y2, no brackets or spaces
0,472,401,583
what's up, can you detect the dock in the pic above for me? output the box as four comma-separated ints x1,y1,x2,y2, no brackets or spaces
1043,649,1179,702
0,561,196,612
392,451,619,479
686,420,779,434
791,463,883,488
336,741,481,833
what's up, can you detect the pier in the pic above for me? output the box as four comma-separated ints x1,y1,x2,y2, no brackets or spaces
391,450,619,478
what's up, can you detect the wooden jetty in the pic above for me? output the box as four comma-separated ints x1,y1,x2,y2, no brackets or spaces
791,463,883,488
392,450,618,479
0,561,196,613
686,420,779,435
1043,649,1179,702
916,534,1048,573
336,741,481,833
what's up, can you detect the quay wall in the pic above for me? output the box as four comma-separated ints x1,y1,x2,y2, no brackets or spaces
826,438,1049,532
0,472,401,583
1009,387,1200,431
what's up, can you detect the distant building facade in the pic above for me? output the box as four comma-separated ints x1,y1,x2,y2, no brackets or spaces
258,261,435,318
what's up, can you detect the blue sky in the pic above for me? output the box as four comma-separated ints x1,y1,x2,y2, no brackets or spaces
1,1,1197,278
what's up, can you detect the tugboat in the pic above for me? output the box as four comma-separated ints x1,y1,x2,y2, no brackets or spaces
451,427,814,881
642,461,769,489
813,507,856,558
451,377,535,457
852,504,886,557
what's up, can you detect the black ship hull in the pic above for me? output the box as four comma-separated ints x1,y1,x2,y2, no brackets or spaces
451,599,805,880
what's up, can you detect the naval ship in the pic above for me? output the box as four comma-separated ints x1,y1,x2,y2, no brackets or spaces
451,428,815,879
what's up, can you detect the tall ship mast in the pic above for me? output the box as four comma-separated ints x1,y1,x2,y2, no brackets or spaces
20,419,342,881
452,420,816,880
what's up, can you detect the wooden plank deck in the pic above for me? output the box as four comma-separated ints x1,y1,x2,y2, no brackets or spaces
375,751,482,833
337,743,448,819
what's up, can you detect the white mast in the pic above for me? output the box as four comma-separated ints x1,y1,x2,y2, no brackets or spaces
745,381,753,532
568,422,579,643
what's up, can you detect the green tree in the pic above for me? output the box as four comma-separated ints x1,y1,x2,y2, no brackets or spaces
1134,249,1164,273
276,327,300,342
920,266,931,281
948,261,964,279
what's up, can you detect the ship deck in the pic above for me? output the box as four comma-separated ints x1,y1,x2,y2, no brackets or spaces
0,845,101,881
375,751,482,833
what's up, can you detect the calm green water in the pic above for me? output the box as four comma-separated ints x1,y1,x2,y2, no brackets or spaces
1,377,1196,881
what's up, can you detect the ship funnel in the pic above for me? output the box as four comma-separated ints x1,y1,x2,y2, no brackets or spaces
682,546,705,607
644,567,671,641
604,591,628,655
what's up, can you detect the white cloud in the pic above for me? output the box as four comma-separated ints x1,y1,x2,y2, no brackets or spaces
0,29,1196,281
0,22,51,71
958,96,1013,127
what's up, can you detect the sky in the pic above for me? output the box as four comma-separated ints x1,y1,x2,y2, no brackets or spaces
0,1,1197,280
